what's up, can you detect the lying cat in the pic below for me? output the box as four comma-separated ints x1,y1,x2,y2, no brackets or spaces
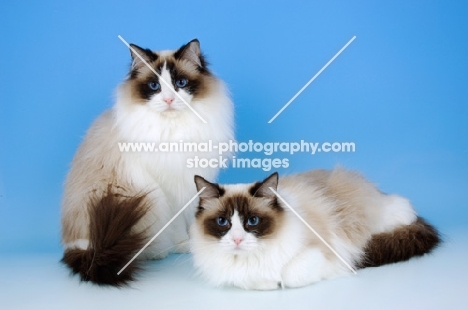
61,39,233,286
191,168,440,290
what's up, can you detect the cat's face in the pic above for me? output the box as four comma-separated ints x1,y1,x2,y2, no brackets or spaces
125,39,214,115
193,173,285,254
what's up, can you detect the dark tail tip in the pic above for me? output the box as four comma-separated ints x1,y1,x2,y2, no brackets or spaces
62,185,150,286
359,217,441,268
61,248,141,286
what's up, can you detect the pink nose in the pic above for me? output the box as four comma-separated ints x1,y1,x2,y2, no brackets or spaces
234,238,243,246
164,97,174,105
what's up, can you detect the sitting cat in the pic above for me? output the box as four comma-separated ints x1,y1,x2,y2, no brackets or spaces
61,39,234,286
191,168,440,290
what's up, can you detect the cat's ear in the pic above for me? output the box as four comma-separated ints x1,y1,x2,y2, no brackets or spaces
129,44,157,70
175,39,204,68
194,175,224,199
249,172,279,199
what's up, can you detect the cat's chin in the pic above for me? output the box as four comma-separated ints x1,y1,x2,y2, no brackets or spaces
226,246,256,255
154,107,185,117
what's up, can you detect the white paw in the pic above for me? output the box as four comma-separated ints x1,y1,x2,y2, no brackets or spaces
281,249,327,288
282,269,321,288
141,248,169,260
247,280,281,291
141,238,173,260
173,239,191,254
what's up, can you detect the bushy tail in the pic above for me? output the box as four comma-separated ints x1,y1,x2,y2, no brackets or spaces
62,186,150,286
359,217,441,268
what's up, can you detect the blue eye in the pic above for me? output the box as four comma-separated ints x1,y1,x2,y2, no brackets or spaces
148,81,160,91
247,216,260,226
175,78,188,88
216,217,229,227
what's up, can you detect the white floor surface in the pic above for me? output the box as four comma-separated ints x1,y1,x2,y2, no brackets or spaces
1,228,467,310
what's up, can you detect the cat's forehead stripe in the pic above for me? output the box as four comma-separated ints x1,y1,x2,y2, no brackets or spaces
221,195,251,217
141,56,176,76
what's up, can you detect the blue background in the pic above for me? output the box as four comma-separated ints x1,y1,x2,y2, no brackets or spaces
1,1,467,254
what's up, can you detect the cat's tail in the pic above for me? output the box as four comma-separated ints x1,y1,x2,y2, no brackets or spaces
61,185,150,286
359,217,441,268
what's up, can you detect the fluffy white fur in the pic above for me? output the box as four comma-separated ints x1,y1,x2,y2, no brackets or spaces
191,206,304,290
62,59,234,258
190,169,418,290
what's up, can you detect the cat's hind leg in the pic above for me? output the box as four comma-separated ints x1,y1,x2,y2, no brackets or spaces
376,194,417,234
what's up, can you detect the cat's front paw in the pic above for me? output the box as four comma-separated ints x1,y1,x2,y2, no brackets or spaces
141,248,169,260
282,270,320,288
281,249,328,288
173,239,191,254
247,280,281,291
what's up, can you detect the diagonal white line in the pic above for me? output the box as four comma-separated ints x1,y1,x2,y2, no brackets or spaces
117,35,207,124
117,187,206,275
269,187,357,274
268,36,356,123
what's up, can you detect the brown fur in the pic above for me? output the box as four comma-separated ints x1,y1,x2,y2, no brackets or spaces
61,185,150,286
358,217,441,268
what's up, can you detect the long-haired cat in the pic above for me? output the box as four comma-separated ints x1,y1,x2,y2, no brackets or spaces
61,39,234,286
191,169,440,290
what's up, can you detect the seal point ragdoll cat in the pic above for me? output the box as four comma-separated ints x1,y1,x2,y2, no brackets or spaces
61,39,233,286
191,169,440,290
